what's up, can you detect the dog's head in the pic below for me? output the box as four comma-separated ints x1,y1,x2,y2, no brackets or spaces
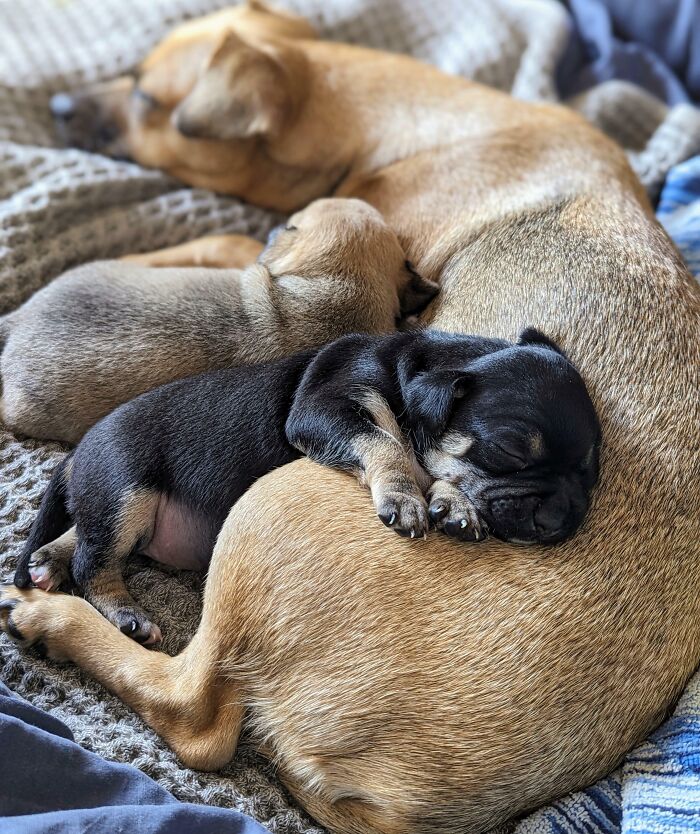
47,2,315,190
407,329,601,545
257,198,439,317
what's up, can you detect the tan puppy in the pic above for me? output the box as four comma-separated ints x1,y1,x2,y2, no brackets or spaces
0,197,436,444
4,3,699,834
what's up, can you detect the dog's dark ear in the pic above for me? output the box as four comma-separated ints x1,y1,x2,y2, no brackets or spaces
398,261,440,316
172,32,291,141
402,369,473,437
517,327,566,356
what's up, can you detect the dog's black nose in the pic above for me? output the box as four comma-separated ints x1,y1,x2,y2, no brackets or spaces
50,93,77,121
533,494,570,541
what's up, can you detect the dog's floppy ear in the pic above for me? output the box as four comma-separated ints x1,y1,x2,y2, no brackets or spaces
399,261,440,316
172,31,291,140
401,368,474,437
517,327,566,356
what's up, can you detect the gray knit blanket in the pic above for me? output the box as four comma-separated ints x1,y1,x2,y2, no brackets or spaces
2,1,700,831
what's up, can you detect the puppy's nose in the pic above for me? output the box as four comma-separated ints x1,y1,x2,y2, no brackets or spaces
533,494,570,541
50,92,77,121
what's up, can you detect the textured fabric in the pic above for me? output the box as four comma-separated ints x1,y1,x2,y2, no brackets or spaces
657,155,700,276
0,682,269,833
1,1,700,833
559,0,700,105
558,0,698,105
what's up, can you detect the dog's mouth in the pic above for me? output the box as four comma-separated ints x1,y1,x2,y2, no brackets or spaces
463,480,589,546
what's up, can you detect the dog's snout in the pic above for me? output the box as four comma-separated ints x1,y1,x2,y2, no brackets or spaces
486,489,582,545
49,92,77,121
533,493,571,541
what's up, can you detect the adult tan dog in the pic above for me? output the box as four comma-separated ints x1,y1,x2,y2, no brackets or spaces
1,197,436,443
2,3,700,834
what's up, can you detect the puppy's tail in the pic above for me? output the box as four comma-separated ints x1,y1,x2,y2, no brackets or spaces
14,454,74,588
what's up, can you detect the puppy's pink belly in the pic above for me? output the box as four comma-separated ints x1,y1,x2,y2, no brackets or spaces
142,496,213,571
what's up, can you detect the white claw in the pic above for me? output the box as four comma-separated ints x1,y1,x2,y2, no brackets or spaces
389,512,397,525
130,621,137,633
460,519,468,529
410,530,416,539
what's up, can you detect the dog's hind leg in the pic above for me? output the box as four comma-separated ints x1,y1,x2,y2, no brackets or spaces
72,488,163,645
0,585,243,771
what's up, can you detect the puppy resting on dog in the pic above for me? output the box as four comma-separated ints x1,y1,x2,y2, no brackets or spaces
0,198,437,444
13,328,598,644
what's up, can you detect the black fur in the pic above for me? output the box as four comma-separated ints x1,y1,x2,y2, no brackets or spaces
15,329,600,634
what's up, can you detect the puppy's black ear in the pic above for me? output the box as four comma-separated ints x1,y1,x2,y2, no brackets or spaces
517,327,566,356
403,369,473,437
398,261,440,316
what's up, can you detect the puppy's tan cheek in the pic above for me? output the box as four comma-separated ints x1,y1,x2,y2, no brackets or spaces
422,449,474,483
441,432,474,457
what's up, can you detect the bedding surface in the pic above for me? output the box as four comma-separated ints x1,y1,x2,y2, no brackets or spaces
1,1,699,832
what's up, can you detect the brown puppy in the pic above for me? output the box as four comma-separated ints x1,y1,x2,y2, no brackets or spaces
5,3,700,834
0,197,436,444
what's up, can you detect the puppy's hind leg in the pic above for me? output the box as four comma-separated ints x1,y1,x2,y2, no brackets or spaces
26,527,77,591
72,488,163,645
14,456,74,590
0,585,243,772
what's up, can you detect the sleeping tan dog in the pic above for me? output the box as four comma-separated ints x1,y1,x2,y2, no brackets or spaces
1,197,436,443
2,3,700,833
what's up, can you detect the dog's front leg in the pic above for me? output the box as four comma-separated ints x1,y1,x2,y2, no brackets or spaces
0,585,244,772
287,386,431,539
427,479,486,541
121,234,264,268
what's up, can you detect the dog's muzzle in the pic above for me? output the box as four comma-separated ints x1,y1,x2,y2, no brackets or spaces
482,484,588,546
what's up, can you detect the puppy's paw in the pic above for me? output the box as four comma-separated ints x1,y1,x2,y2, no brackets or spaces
111,607,162,646
26,544,72,592
376,489,430,539
428,482,486,542
0,584,80,659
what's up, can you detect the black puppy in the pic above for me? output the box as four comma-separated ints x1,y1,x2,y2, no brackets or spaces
14,328,600,644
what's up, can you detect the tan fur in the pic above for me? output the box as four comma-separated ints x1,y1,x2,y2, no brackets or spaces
4,3,700,834
1,198,426,443
122,233,264,268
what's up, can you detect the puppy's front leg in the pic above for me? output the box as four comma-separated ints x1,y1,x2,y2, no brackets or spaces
287,386,431,539
428,479,486,542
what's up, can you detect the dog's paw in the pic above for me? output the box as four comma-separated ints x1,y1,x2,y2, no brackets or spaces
428,483,486,542
376,489,430,539
26,544,72,592
111,607,162,646
0,584,73,659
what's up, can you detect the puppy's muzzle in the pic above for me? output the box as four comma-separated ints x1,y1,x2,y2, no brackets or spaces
484,487,586,546
49,81,131,156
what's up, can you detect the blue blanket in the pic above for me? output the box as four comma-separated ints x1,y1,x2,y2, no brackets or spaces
0,682,268,834
657,155,700,276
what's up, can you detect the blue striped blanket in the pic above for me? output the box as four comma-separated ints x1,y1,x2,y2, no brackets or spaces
517,160,700,833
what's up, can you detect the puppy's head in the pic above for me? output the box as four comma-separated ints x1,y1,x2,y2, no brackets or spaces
258,198,439,317
47,2,315,174
412,329,601,545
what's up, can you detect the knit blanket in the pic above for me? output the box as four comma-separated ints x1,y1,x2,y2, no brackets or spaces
1,1,699,832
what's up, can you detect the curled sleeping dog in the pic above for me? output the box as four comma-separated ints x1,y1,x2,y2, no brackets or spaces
0,197,437,444
13,328,599,645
